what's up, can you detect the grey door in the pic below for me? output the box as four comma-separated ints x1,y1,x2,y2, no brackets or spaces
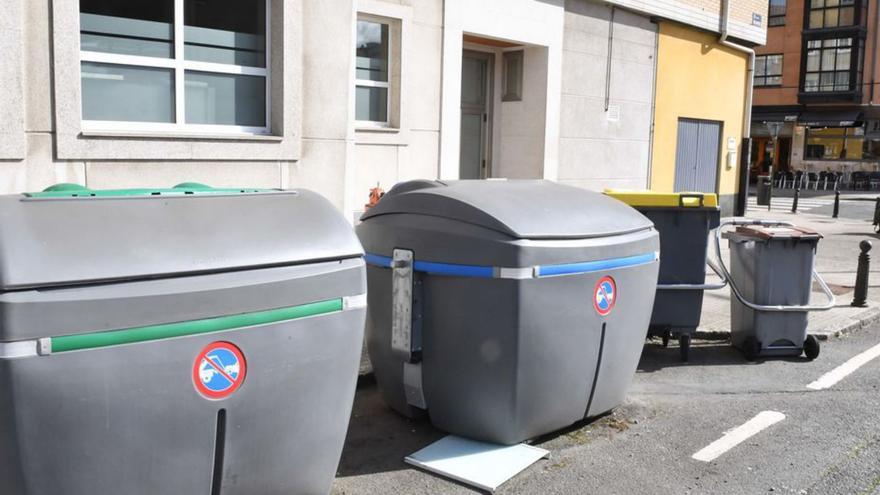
674,118,722,193
460,50,494,180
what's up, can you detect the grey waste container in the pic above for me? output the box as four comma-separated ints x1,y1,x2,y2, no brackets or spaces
0,184,367,495
357,180,659,445
719,220,835,361
756,175,772,206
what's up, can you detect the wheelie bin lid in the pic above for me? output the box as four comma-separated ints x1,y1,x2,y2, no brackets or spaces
726,225,823,242
360,180,654,240
604,189,719,209
0,183,364,290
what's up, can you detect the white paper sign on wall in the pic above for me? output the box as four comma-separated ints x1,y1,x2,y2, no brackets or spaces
606,105,620,122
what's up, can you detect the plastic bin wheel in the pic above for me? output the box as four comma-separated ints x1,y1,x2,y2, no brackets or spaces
742,337,762,362
679,334,691,362
803,335,821,361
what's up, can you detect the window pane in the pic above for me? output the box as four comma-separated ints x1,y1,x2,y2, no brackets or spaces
836,47,851,70
863,139,880,160
769,0,786,15
807,128,845,159
824,8,839,27
821,48,836,70
356,21,389,82
839,7,855,25
805,73,820,91
810,10,824,28
81,62,174,122
835,71,850,90
767,76,782,86
806,50,821,72
826,0,839,6
79,0,173,58
355,85,388,122
184,0,266,68
767,55,783,76
820,72,835,90
755,58,767,77
808,39,822,49
185,71,266,126
811,0,824,7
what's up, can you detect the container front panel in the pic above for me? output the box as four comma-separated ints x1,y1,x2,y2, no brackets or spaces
643,209,716,285
585,260,659,417
420,277,529,444
0,309,365,495
642,209,716,329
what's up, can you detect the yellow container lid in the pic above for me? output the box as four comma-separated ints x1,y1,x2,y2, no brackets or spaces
604,189,719,208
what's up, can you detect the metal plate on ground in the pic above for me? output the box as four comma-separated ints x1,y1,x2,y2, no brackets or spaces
404,436,550,493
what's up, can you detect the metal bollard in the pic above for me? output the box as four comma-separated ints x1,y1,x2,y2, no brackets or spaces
791,187,799,213
852,240,872,307
832,190,840,218
874,197,880,233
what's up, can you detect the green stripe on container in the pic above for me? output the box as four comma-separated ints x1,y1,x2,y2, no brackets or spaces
50,298,344,353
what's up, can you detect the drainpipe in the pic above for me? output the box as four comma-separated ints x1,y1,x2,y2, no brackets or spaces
720,0,756,215
870,0,879,102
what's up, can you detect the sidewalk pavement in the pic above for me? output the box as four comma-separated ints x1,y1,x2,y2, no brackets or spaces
696,203,880,341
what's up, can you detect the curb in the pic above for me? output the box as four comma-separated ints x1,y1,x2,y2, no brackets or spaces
815,306,880,341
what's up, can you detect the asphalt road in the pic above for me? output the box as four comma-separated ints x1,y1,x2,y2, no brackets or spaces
332,324,880,494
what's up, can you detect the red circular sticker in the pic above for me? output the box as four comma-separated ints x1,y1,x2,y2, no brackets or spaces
593,276,617,316
192,342,247,400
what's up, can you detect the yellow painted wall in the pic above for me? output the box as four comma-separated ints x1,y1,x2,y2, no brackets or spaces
651,22,748,200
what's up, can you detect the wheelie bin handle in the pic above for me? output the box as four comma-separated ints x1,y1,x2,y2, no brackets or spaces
656,257,728,291
713,218,836,312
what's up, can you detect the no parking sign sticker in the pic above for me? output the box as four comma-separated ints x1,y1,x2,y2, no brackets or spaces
193,342,247,400
593,276,617,316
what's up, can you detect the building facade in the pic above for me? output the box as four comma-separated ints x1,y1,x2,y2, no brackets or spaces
752,0,880,177
1,0,767,219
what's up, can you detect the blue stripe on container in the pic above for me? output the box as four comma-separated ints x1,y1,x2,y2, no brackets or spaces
535,252,657,277
363,251,657,278
413,260,494,278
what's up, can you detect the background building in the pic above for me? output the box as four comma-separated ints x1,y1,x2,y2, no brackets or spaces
752,0,880,178
1,0,768,219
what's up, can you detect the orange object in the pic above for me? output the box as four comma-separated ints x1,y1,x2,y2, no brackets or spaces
365,183,385,210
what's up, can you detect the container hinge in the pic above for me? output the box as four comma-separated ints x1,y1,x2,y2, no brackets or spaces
391,249,424,362
37,338,52,356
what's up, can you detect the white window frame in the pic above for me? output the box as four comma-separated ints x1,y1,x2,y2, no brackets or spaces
79,0,271,136
354,13,392,128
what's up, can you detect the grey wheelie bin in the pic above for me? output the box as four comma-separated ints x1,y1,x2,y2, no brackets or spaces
357,180,659,445
605,190,725,361
0,183,367,495
716,219,835,361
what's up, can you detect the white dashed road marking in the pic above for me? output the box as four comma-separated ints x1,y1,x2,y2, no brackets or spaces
746,197,834,213
692,411,786,463
806,342,880,390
